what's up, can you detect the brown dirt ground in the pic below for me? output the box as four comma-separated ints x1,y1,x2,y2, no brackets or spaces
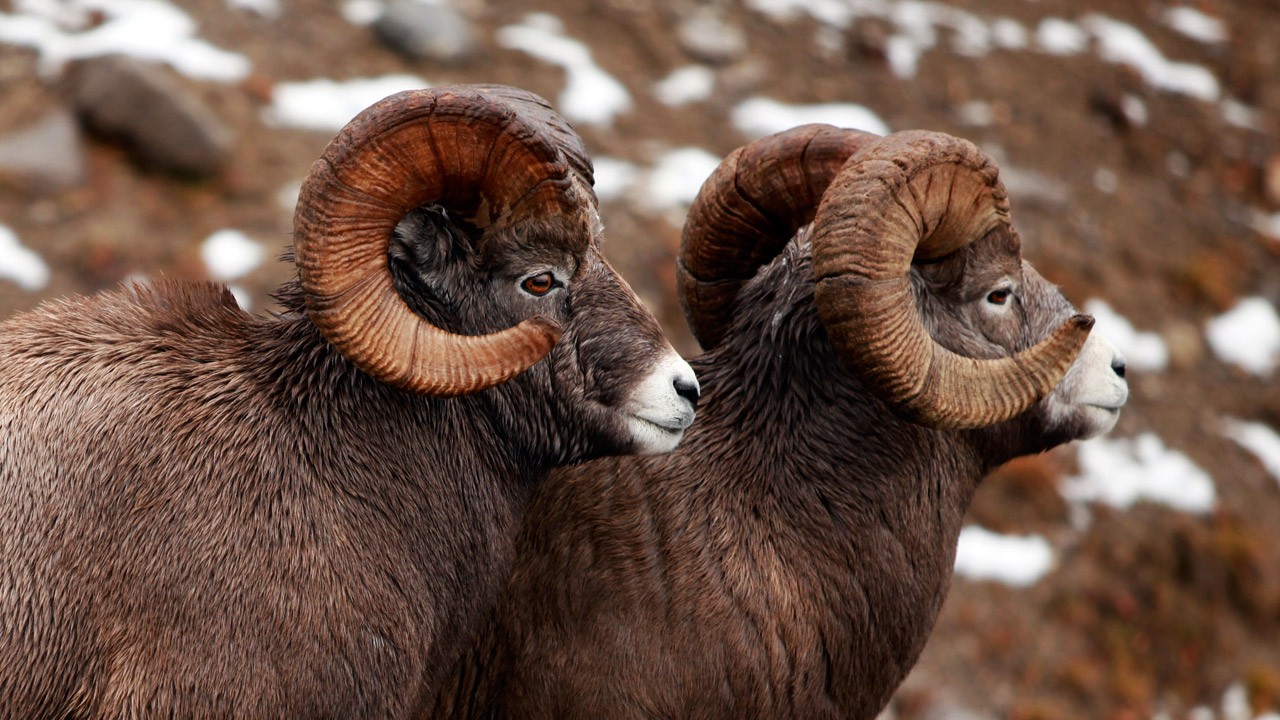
1,0,1278,717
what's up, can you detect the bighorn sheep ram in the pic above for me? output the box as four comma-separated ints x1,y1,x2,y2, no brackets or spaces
0,85,699,717
436,125,1130,719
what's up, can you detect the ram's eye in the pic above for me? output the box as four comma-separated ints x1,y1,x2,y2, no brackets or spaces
521,272,556,296
987,288,1012,306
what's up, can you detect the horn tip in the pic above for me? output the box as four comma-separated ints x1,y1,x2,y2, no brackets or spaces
524,315,565,354
1071,313,1096,332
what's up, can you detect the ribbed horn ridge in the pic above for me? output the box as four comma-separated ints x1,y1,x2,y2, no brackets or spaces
811,130,1093,430
294,85,594,396
677,124,878,350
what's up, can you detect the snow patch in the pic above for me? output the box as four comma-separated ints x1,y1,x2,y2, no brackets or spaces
1163,6,1228,44
591,157,640,203
0,0,251,81
745,0,854,28
340,0,383,25
884,34,924,78
277,180,301,215
227,0,281,19
1036,17,1088,55
1083,299,1168,371
954,526,1054,587
264,75,431,131
991,17,1028,49
1221,418,1280,485
731,96,889,139
1205,298,1280,376
643,148,722,212
653,65,714,106
1093,167,1118,194
227,284,252,310
1251,208,1280,240
1120,93,1148,126
0,223,50,291
1063,433,1216,514
496,13,631,127
201,229,265,282
1222,98,1264,131
956,100,994,127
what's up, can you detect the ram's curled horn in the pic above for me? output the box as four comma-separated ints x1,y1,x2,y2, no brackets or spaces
293,84,595,396
677,124,878,350
810,130,1093,430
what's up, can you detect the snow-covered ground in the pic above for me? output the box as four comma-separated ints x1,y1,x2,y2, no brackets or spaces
1205,297,1280,376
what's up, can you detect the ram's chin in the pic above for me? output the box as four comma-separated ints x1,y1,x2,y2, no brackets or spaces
625,416,687,455
1076,404,1122,439
1043,397,1123,441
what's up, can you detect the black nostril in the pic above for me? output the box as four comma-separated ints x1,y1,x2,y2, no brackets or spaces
674,377,700,406
1112,358,1126,378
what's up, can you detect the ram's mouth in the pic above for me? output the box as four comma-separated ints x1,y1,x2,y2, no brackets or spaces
629,414,688,434
624,411,694,455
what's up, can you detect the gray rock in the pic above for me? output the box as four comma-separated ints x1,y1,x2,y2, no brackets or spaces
374,1,476,65
0,108,87,191
65,55,233,177
677,9,746,65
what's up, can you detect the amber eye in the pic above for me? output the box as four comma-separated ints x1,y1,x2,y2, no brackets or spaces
521,272,556,296
987,289,1012,305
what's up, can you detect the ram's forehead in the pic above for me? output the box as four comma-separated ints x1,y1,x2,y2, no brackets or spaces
486,209,596,261
965,227,1022,272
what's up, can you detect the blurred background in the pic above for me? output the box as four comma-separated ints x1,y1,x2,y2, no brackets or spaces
0,0,1278,717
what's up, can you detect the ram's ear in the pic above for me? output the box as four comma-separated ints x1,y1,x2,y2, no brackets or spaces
390,205,477,273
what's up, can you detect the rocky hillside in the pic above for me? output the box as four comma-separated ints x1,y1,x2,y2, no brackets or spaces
1,0,1278,717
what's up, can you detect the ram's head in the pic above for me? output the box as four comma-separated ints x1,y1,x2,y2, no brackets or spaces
679,124,1127,440
293,85,699,460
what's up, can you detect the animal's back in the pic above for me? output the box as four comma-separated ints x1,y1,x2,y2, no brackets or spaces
0,282,435,718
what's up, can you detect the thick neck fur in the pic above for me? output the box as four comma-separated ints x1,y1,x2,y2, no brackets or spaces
651,242,997,716
447,240,1051,719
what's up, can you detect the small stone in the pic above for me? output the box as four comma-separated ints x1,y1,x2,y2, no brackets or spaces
65,55,233,178
240,73,276,105
0,108,87,192
677,9,746,65
1163,320,1205,370
374,1,476,65
848,17,891,61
